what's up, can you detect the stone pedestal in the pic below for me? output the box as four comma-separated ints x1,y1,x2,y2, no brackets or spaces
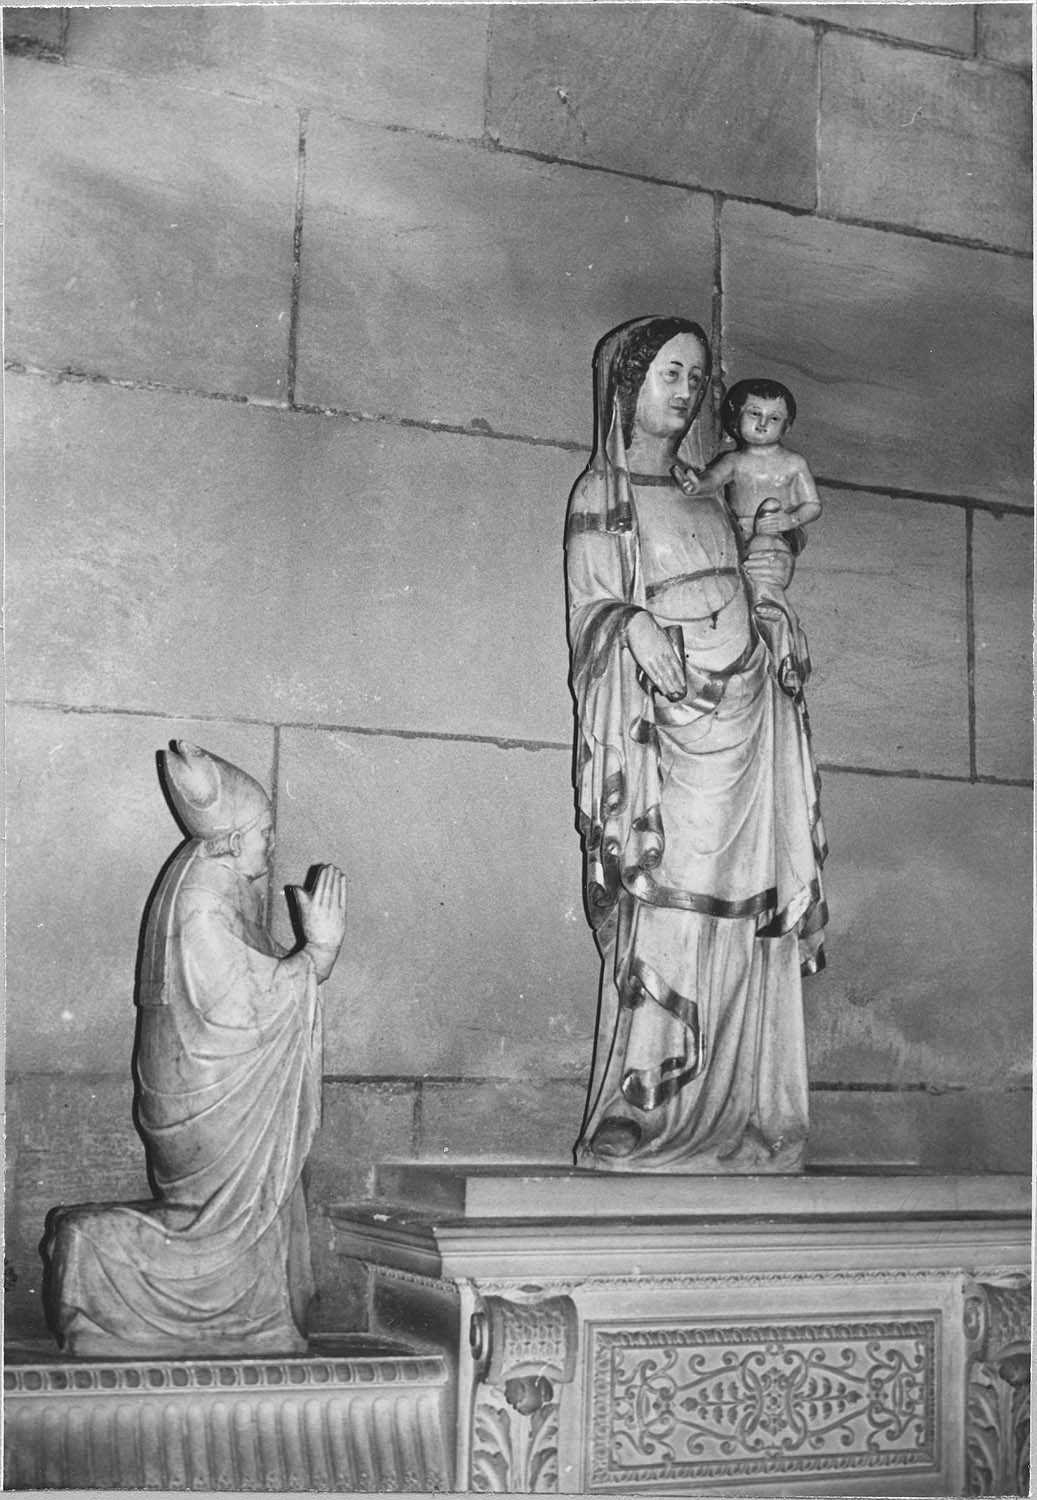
330,1169,1030,1496
3,1338,453,1491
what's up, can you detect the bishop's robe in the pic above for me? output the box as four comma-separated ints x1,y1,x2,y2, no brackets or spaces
45,844,321,1357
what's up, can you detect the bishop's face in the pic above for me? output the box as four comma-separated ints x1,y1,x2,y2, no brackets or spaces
632,332,708,443
234,810,275,881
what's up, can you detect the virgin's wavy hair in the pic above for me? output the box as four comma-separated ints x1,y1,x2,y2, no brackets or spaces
613,318,711,449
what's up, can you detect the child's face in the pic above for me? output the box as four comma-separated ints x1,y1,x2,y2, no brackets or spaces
739,394,789,447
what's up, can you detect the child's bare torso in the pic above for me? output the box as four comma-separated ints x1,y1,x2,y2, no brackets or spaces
724,447,803,527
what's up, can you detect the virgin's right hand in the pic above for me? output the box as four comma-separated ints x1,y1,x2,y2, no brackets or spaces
626,612,686,698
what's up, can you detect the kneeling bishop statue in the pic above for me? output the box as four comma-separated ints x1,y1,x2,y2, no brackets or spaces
44,742,347,1359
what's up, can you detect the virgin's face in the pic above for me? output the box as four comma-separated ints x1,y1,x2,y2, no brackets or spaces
632,333,708,443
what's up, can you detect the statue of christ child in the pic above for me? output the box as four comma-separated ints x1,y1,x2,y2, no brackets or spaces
676,378,820,697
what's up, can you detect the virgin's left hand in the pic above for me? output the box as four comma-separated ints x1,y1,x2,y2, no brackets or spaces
743,548,794,590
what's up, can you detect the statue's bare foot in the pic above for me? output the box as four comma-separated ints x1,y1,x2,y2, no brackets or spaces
590,1117,642,1157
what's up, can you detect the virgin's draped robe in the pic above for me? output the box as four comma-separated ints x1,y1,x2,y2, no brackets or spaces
567,406,826,1173
46,844,321,1356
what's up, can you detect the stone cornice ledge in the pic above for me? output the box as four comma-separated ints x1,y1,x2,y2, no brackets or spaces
330,1208,1031,1282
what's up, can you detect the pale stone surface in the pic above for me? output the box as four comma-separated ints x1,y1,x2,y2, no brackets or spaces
769,4,977,50
308,1081,418,1204
367,1069,1034,1178
810,1087,1033,1173
6,704,275,1072
272,728,592,1080
820,32,1032,251
486,5,817,206
6,377,575,741
296,113,716,441
3,6,64,50
416,1078,588,1164
977,2,1033,66
722,201,1033,507
805,773,1032,1089
372,1163,1031,1219
4,1077,147,1345
795,488,969,776
306,1081,420,1332
4,58,297,396
972,509,1034,781
65,4,490,138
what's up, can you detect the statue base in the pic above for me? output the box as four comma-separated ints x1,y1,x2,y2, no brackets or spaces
329,1166,1031,1496
3,1337,453,1491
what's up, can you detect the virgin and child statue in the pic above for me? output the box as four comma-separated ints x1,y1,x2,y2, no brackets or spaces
566,315,827,1173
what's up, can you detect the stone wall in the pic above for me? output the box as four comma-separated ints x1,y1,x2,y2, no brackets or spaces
5,3,1031,1340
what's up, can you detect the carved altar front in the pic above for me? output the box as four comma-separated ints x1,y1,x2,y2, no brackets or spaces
330,1170,1030,1496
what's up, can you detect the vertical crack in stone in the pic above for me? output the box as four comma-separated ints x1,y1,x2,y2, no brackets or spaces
287,110,310,409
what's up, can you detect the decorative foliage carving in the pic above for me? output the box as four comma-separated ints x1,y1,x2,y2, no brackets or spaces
590,1319,938,1487
471,1380,560,1494
468,1292,577,1493
965,1279,1031,1497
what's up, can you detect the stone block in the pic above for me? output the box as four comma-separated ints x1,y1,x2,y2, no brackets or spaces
307,1081,419,1204
977,3,1033,67
296,113,716,442
271,728,595,1082
5,702,274,1073
721,201,1033,507
416,1078,589,1165
306,1247,372,1338
820,32,1032,252
485,5,816,207
4,57,297,397
6,376,576,740
804,773,1032,1089
795,489,969,777
65,5,490,138
770,4,977,51
5,1075,149,1343
809,1087,1032,1173
371,1270,460,1357
972,508,1034,781
3,6,65,53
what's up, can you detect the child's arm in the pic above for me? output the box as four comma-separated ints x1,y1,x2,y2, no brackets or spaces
783,455,822,528
673,451,737,496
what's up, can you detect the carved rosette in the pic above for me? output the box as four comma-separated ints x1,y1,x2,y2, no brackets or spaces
468,1291,578,1494
964,1277,1031,1497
